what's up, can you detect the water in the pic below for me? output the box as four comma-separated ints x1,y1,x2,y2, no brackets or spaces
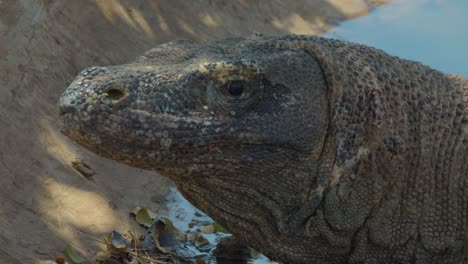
325,0,468,77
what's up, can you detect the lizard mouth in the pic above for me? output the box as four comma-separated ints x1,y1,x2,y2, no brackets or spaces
60,122,183,171
60,106,307,163
59,109,224,175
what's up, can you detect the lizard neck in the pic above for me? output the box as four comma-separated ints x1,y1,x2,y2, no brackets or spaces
176,157,330,263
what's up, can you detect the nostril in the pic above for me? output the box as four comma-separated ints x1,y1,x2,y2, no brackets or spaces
107,88,124,100
104,85,127,102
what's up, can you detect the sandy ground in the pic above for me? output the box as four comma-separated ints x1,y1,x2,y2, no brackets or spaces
0,0,388,262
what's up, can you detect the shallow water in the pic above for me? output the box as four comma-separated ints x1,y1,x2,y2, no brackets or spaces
325,0,468,77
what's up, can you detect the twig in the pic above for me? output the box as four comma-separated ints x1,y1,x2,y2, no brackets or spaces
68,241,94,263
76,230,109,245
126,251,171,264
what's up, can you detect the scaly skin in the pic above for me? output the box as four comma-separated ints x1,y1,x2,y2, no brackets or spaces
58,35,467,264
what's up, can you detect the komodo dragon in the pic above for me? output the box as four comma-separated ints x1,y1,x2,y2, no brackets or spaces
58,35,467,264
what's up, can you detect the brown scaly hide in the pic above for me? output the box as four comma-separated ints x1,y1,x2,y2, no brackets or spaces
274,36,467,263
59,35,467,263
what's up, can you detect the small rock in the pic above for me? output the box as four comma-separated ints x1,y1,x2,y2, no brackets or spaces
71,158,96,177
198,224,215,234
213,237,251,261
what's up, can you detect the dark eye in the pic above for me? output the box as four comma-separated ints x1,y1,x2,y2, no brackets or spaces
227,80,244,96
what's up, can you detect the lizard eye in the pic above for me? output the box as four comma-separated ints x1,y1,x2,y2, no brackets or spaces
227,80,245,96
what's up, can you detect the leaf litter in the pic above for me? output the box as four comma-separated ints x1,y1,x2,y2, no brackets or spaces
47,187,275,264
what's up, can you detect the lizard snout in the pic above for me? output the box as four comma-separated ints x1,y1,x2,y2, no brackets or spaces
58,96,77,116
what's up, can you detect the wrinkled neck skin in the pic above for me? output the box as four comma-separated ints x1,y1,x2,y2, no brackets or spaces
172,146,334,262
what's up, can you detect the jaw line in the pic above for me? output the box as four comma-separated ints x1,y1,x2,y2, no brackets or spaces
61,124,205,178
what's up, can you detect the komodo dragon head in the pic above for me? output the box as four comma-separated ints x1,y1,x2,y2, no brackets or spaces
58,35,467,263
59,36,330,261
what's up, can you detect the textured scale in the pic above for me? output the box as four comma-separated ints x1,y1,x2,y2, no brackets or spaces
58,35,467,264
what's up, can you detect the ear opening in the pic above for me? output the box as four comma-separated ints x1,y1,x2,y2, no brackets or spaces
272,36,390,219
276,36,387,168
